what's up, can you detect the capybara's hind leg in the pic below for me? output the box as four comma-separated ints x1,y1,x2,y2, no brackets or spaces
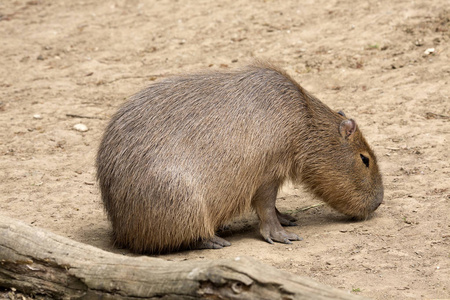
276,208,297,226
252,183,301,244
197,235,231,249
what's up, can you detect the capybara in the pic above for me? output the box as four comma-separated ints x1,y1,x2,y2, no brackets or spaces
96,63,384,253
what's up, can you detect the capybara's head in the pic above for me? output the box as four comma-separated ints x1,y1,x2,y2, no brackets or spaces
301,114,384,219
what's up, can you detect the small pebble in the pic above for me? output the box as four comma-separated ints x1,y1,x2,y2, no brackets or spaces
33,114,42,119
423,48,435,55
73,123,88,132
414,39,424,46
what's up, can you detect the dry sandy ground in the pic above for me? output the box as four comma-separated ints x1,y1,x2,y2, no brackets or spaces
1,0,449,299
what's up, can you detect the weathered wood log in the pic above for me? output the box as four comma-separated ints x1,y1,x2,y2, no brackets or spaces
0,216,367,299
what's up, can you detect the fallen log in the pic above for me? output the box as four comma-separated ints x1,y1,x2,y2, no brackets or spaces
0,216,367,299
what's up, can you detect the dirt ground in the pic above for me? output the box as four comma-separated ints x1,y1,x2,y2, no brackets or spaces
1,0,449,299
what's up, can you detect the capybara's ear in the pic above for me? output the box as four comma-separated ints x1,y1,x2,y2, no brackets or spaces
337,110,346,117
339,119,356,139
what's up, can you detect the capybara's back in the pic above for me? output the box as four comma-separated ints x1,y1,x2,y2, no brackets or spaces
97,63,383,253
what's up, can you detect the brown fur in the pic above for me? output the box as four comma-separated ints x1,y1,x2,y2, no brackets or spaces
96,63,384,253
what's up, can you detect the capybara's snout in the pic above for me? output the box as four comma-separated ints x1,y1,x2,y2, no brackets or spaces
370,187,384,213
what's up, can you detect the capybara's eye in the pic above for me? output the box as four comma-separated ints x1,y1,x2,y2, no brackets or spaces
360,154,370,168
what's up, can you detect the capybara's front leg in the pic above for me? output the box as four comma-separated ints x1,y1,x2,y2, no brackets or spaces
252,183,301,244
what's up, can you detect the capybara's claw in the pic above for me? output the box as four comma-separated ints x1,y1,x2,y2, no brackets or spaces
282,231,300,243
261,223,301,245
198,240,222,249
197,235,231,249
211,235,231,247
264,237,275,244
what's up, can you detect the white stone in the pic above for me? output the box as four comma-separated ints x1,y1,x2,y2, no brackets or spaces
424,48,435,55
73,123,88,132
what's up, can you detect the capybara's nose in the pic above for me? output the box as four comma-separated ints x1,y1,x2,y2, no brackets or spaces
371,189,384,212
372,200,382,211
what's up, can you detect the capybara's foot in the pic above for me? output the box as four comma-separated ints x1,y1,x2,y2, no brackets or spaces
260,223,302,244
197,235,231,249
276,208,297,226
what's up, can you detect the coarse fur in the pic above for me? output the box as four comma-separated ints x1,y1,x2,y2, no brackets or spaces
96,62,384,254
